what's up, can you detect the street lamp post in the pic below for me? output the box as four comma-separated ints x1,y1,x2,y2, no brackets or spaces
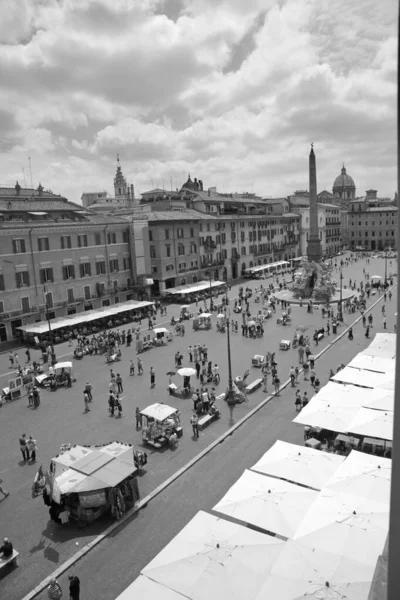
225,315,237,425
207,266,214,312
338,270,344,322
43,286,56,365
384,248,388,288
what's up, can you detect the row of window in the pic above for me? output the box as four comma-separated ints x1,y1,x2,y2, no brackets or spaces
12,231,129,254
3,258,131,290
150,243,197,258
351,231,395,237
350,221,396,227
148,227,195,242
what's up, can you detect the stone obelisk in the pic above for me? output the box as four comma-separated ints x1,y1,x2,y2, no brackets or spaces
307,143,322,262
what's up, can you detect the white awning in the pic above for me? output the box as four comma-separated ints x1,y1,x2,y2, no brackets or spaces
15,264,28,273
96,255,105,261
28,211,48,216
62,258,73,266
40,262,51,268
79,256,90,263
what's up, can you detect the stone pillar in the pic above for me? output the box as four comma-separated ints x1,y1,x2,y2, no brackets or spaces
307,144,322,262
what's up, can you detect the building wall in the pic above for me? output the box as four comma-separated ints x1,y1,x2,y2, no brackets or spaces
345,205,398,250
0,222,132,342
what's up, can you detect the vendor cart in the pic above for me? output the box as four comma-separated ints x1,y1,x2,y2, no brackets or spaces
216,313,226,332
192,313,212,331
252,355,265,368
153,327,170,346
279,339,291,350
180,305,192,320
141,403,183,449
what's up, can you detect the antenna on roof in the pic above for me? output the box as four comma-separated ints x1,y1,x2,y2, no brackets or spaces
28,157,34,189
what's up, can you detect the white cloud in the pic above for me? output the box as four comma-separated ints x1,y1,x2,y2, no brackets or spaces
0,0,397,203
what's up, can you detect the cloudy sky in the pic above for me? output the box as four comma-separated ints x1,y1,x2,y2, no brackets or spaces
0,0,397,203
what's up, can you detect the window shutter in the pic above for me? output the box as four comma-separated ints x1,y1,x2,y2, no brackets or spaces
80,264,84,278
49,268,54,282
62,266,67,280
16,272,21,288
21,239,26,253
107,233,111,245
0,274,4,291
12,239,17,253
71,265,75,278
45,238,50,250
40,270,45,284
24,272,30,286
87,263,91,276
38,238,42,252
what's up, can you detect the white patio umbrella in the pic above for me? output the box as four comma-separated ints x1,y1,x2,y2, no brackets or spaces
247,320,256,326
213,469,318,539
115,575,184,600
348,407,393,441
141,511,284,600
251,440,345,491
153,327,169,334
294,490,389,567
254,538,377,600
177,367,196,377
217,313,225,318
293,400,358,434
325,450,391,505
363,389,394,411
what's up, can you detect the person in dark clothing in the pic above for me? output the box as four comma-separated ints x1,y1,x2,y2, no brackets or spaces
0,537,13,557
68,574,80,600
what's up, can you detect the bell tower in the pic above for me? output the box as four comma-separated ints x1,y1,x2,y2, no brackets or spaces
114,154,128,200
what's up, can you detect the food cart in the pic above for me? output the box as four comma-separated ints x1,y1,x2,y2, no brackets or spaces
153,327,170,346
279,339,291,350
216,313,226,332
370,275,382,288
192,313,212,331
141,403,183,449
47,442,140,527
180,305,192,320
252,355,265,368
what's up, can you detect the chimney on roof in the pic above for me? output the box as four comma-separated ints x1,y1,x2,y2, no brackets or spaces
37,182,44,195
199,179,203,191
15,181,21,196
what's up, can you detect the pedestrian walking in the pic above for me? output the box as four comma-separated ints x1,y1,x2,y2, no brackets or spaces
129,360,135,375
135,407,142,429
195,360,201,378
314,377,320,393
68,575,80,600
295,390,302,411
47,578,63,600
302,392,309,409
25,348,31,363
383,317,387,329
348,327,354,341
84,381,93,401
303,362,309,380
274,375,280,395
32,386,40,408
289,366,296,387
116,373,123,393
295,365,299,383
150,367,155,388
0,478,10,498
326,321,330,335
83,391,90,413
108,393,115,416
298,346,304,364
14,353,20,367
188,345,193,362
19,434,28,461
190,412,199,438
115,396,122,417
262,373,268,393
27,436,37,462
137,356,143,375
310,368,316,387
9,352,14,368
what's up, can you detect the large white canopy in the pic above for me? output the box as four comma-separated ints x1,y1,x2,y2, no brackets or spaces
115,576,184,600
348,407,393,441
213,469,318,539
293,400,358,434
331,367,392,389
294,489,389,568
248,260,289,274
250,440,345,491
141,511,284,600
17,300,153,335
313,381,374,408
164,280,226,295
140,403,178,422
347,353,395,374
325,450,391,505
254,538,377,600
368,332,396,352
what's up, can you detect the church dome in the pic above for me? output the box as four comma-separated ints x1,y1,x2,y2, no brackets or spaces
181,174,196,191
333,166,355,189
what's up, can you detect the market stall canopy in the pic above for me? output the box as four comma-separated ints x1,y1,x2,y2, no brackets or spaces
248,260,289,274
141,511,284,600
53,361,73,371
177,367,196,377
254,538,377,600
348,407,393,441
140,403,178,422
17,300,154,335
368,332,397,353
52,443,137,493
115,576,188,600
250,440,345,491
213,469,318,539
198,313,212,318
293,489,389,568
325,450,391,505
164,280,226,296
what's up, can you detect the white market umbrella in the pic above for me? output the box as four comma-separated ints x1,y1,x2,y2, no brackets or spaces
217,313,225,318
181,305,190,308
140,403,177,422
363,390,394,412
213,470,318,539
254,538,377,600
247,320,256,327
348,407,393,441
177,367,196,377
294,490,389,567
115,575,184,600
293,400,358,434
325,450,391,505
141,511,284,600
251,440,345,491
